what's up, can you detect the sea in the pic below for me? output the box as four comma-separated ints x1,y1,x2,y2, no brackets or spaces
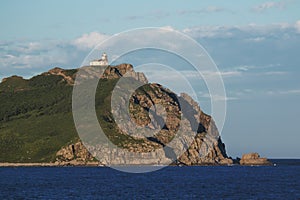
0,159,299,199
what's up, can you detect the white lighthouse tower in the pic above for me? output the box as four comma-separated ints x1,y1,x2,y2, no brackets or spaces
90,52,108,66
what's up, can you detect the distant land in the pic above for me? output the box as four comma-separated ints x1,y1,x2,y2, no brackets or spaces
0,63,271,166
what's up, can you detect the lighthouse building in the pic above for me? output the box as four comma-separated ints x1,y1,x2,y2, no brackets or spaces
90,52,108,66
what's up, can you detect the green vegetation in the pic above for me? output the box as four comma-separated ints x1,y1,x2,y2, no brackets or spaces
0,70,146,162
0,72,77,162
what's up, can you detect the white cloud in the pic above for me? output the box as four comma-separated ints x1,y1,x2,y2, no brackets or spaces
125,10,170,21
0,38,84,78
141,69,241,81
177,70,241,79
178,6,224,15
235,65,257,71
245,37,266,42
183,26,233,38
0,50,70,70
232,65,289,77
283,89,300,94
253,0,291,12
160,26,176,32
183,23,299,39
0,32,110,76
263,71,288,75
11,42,43,54
73,32,109,50
219,71,242,77
267,89,300,95
206,6,224,12
199,93,238,101
197,70,242,79
295,20,300,33
0,22,299,80
234,64,283,71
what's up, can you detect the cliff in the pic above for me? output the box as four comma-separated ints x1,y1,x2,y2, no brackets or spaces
0,63,232,165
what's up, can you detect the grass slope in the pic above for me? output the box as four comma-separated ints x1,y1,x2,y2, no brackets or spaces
0,71,79,162
0,69,166,163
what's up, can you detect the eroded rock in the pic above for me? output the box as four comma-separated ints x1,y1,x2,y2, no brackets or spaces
56,63,233,166
240,153,271,165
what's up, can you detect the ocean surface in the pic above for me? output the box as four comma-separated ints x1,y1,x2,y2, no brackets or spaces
0,159,299,199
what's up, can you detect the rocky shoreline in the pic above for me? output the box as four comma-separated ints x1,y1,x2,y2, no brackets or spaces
0,162,100,167
0,153,272,167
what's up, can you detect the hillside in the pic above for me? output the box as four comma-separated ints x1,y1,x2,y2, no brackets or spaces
0,68,78,162
0,64,233,165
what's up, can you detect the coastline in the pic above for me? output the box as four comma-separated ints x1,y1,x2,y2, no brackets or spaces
0,163,232,167
0,162,100,167
0,153,276,167
0,162,275,167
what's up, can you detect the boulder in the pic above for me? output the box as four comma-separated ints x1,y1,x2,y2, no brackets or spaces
240,152,271,165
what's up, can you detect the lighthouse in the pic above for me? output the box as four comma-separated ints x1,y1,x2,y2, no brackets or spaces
89,52,108,66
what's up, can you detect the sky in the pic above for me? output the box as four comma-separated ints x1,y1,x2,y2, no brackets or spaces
0,0,300,158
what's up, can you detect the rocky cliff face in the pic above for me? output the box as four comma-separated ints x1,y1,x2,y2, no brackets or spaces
46,67,76,85
75,63,148,84
103,63,148,83
55,63,233,166
55,141,97,166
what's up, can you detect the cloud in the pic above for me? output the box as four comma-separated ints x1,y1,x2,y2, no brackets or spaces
199,93,238,101
183,23,300,39
178,6,224,15
231,65,289,77
183,23,294,39
232,64,284,72
245,37,266,42
0,38,87,78
234,65,258,71
252,0,292,12
186,69,242,79
143,69,241,79
125,10,170,21
0,22,299,83
267,89,300,95
125,7,225,21
73,32,109,50
295,20,300,33
183,26,234,38
263,71,288,75
1,40,59,69
182,70,242,79
283,89,300,94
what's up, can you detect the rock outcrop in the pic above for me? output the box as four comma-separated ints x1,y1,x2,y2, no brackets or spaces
55,141,99,166
103,63,148,83
46,67,77,85
75,63,148,83
239,153,271,165
56,63,233,166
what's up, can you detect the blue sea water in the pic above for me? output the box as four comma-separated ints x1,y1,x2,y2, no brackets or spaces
0,160,299,199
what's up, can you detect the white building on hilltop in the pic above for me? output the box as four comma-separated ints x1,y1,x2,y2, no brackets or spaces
90,52,108,66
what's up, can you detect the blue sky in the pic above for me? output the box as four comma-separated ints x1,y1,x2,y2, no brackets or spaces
1,0,300,158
